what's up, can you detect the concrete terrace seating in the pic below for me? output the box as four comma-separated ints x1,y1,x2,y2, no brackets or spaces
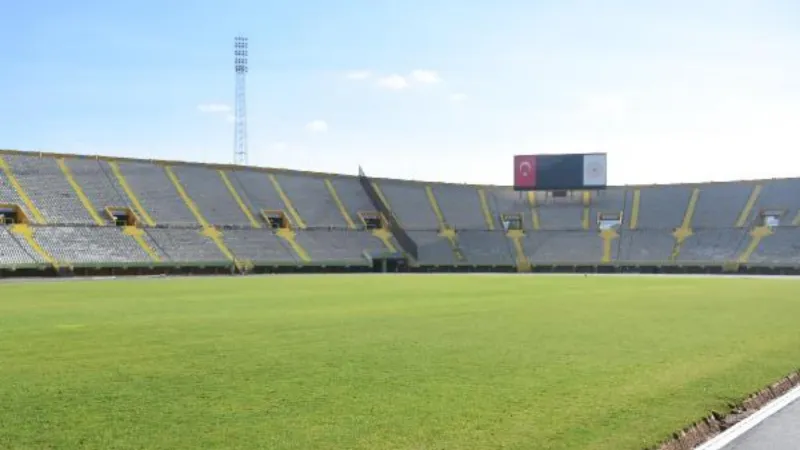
617,230,674,262
328,176,374,227
523,231,603,264
35,226,152,264
408,231,457,265
433,184,487,230
295,230,384,263
232,170,288,222
275,174,348,228
677,228,749,262
173,165,250,226
749,228,800,264
378,181,439,230
67,158,129,224
0,227,38,265
458,231,514,265
146,228,226,262
745,179,800,227
486,188,531,230
222,229,297,263
7,154,93,224
118,161,196,225
0,168,34,221
589,188,628,230
635,186,692,230
537,196,586,231
692,183,753,229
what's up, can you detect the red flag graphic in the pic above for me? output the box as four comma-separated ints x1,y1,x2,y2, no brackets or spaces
514,155,537,189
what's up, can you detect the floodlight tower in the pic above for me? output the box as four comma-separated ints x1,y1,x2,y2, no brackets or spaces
233,36,249,166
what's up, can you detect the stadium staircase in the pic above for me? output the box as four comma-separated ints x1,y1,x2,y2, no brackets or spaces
506,229,531,272
267,173,311,262
526,192,541,230
164,165,237,265
425,186,465,262
735,184,763,228
219,170,260,228
358,167,418,261
738,226,772,263
0,155,46,224
10,224,57,267
629,189,641,230
57,158,105,225
324,179,357,229
107,160,156,226
477,188,496,230
123,226,161,262
600,228,619,263
670,187,699,261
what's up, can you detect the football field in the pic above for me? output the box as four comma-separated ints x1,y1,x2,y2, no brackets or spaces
1,275,799,449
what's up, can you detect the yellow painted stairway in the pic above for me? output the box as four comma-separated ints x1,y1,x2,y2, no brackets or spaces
477,188,496,230
738,226,772,263
507,230,530,272
671,188,700,261
0,155,46,224
219,170,260,228
123,226,161,262
276,228,310,262
600,228,619,263
10,224,57,267
57,158,105,225
108,160,155,227
425,185,464,262
325,179,357,229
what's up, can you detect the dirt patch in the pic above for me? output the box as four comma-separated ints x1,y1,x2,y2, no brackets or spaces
650,370,800,450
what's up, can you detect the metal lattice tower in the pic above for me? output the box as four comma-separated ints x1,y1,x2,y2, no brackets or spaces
233,36,249,166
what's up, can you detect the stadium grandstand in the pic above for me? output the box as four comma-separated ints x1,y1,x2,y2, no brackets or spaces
1,148,798,277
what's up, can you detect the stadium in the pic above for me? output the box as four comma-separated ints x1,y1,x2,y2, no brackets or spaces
1,147,799,450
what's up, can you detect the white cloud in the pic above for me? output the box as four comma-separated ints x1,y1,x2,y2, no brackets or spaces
305,120,329,133
410,70,442,84
377,74,409,90
450,93,468,102
345,70,372,80
197,103,231,113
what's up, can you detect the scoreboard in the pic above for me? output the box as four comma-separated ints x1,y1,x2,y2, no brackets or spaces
514,153,607,191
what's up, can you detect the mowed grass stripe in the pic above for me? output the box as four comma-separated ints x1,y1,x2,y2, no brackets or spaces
0,276,799,449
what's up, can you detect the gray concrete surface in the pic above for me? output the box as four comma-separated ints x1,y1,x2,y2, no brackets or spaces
723,397,800,450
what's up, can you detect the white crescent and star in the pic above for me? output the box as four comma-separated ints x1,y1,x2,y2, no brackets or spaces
519,161,532,177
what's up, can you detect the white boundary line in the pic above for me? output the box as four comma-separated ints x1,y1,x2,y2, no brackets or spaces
694,385,800,450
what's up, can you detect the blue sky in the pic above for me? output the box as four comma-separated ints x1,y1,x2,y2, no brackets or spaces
1,0,799,185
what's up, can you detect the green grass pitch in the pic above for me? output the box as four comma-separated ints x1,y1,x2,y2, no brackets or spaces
1,275,799,449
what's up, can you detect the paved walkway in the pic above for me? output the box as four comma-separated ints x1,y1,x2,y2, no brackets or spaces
723,396,800,450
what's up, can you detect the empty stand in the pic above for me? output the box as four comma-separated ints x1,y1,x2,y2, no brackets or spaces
66,158,130,224
677,228,749,262
6,154,94,224
635,186,693,230
328,176,374,225
749,228,800,264
0,226,38,266
222,229,297,263
171,165,251,226
692,183,753,228
523,231,604,264
407,231,458,265
118,161,196,225
275,174,348,228
145,228,227,262
232,170,291,223
617,230,675,262
744,179,800,227
378,181,439,230
458,231,515,265
486,188,534,231
589,188,627,230
35,226,152,264
434,184,488,230
294,230,385,263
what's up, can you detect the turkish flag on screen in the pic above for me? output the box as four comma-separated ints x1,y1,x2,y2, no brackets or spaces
514,155,537,189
